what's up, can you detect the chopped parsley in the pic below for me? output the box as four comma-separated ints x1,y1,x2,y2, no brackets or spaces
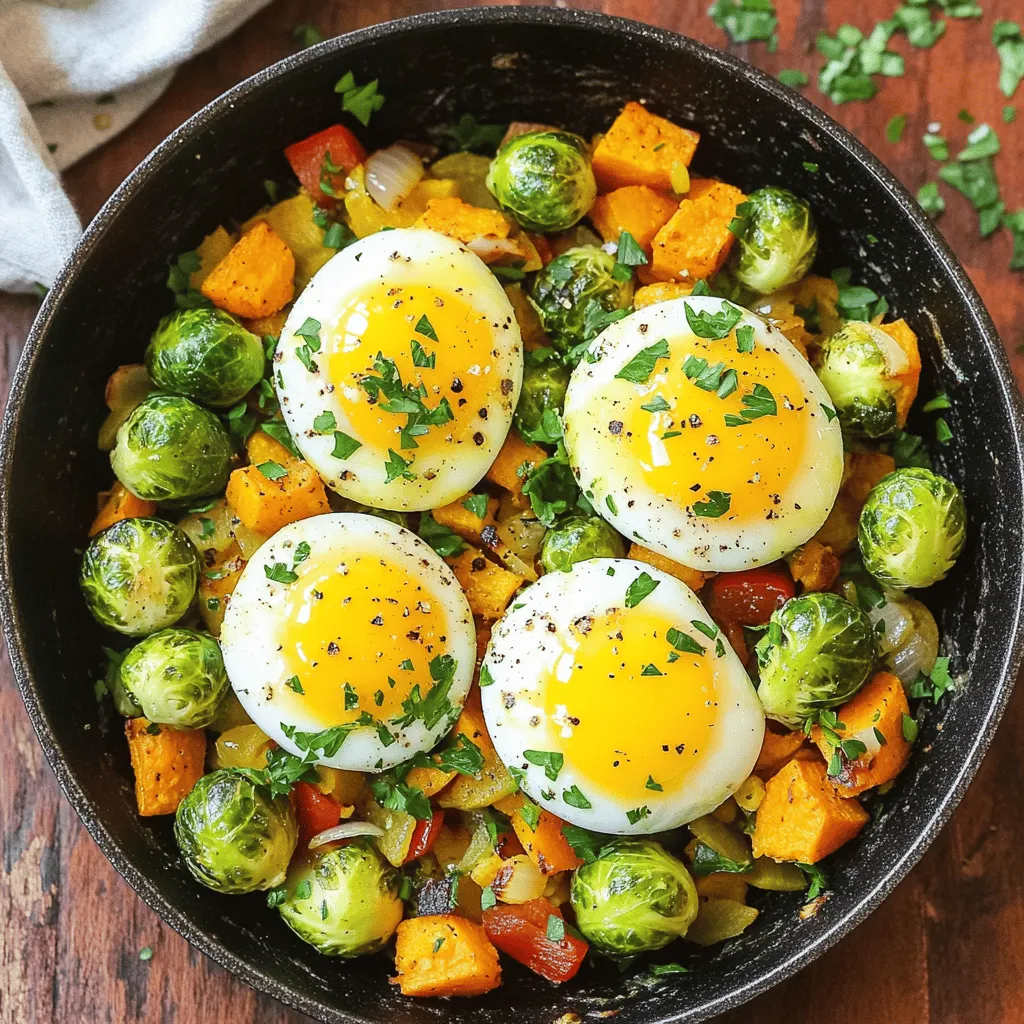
414,314,438,341
462,493,489,519
684,300,744,339
646,775,664,792
331,431,362,460
384,448,415,483
264,562,298,584
667,626,705,656
410,338,436,369
778,69,809,87
796,862,829,900
626,805,651,825
418,511,465,558
546,915,566,942
313,411,337,433
885,113,907,143
562,785,592,810
918,181,946,218
902,713,920,743
335,71,385,127
285,675,304,694
435,732,485,777
693,490,732,518
615,338,670,384
518,801,541,831
724,383,777,426
612,230,649,281
909,656,954,702
625,571,660,608
735,324,755,353
257,460,288,481
443,113,507,153
641,664,663,676
523,749,565,782
708,0,778,48
561,824,606,863
923,132,950,160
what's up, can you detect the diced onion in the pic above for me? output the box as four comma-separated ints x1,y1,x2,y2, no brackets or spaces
869,592,939,686
491,854,547,904
308,821,384,850
465,236,524,263
364,145,424,211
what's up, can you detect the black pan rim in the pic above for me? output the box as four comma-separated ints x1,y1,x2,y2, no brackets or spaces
2,6,1024,1022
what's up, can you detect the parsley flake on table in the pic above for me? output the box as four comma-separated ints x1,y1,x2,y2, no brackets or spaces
708,0,778,48
994,20,1024,98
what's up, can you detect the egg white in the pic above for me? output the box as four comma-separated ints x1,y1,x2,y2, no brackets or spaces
276,228,522,512
220,512,475,771
563,296,844,572
480,558,765,834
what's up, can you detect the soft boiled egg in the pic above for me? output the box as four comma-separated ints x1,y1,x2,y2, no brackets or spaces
563,296,843,572
276,228,523,512
480,558,764,834
220,512,475,771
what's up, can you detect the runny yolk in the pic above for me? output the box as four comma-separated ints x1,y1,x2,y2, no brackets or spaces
539,608,721,799
274,554,451,725
325,281,505,461
606,332,817,523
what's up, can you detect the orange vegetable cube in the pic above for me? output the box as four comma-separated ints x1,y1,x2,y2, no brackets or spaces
650,180,746,283
627,543,714,592
811,671,913,796
634,281,696,309
879,319,921,427
432,494,500,549
446,547,523,620
405,764,458,797
415,197,510,244
752,758,869,863
90,482,156,536
493,794,583,876
754,725,812,779
201,220,295,319
592,102,700,192
225,431,330,536
392,915,501,997
125,718,206,816
786,539,841,593
485,431,547,497
589,185,678,255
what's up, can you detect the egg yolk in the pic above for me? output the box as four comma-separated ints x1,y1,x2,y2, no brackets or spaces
538,609,722,799
602,331,819,523
325,281,513,464
274,553,452,725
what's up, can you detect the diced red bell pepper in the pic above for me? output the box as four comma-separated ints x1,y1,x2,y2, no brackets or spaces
404,809,445,864
294,781,342,849
284,124,366,205
707,565,796,664
482,899,588,983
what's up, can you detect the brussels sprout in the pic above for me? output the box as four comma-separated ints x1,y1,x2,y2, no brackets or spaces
145,308,264,407
514,347,571,443
570,839,699,956
80,517,200,636
486,130,597,232
755,592,876,727
111,394,233,502
530,247,634,354
278,844,403,957
859,467,966,589
120,627,229,728
729,187,818,295
816,322,911,439
540,513,625,573
174,769,297,894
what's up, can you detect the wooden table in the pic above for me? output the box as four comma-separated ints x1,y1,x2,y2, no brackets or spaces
2,1,1023,1020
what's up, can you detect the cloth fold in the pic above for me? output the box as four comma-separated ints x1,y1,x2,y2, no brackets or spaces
0,0,273,294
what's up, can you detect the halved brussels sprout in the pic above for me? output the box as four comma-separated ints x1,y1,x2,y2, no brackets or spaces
145,307,264,408
79,517,200,636
514,347,571,444
540,513,625,573
730,187,818,295
859,467,966,589
570,838,699,956
278,844,403,957
486,130,597,232
530,247,633,355
111,394,234,502
816,322,910,439
119,627,229,728
755,592,876,727
174,769,297,894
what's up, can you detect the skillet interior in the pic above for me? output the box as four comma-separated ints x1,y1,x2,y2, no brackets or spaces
3,8,1023,1023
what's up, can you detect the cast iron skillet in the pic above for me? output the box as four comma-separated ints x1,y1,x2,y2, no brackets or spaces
3,7,1024,1023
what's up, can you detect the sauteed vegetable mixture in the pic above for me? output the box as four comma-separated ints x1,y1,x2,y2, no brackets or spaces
82,80,965,995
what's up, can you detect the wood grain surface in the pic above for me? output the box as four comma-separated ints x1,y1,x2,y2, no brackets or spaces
2,1,1023,1021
